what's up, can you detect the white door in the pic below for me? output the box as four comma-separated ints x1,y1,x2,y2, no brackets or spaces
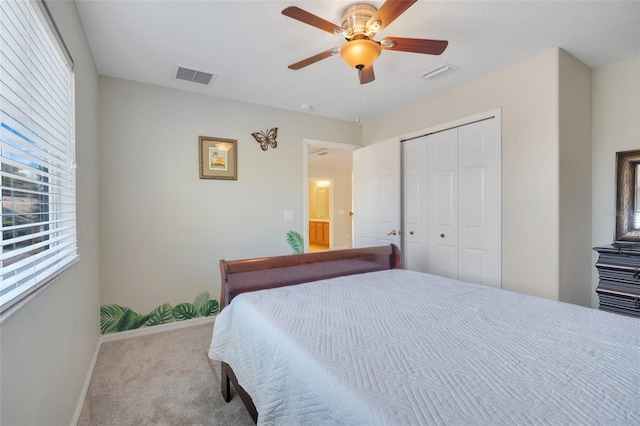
402,136,428,272
353,138,401,248
426,128,459,279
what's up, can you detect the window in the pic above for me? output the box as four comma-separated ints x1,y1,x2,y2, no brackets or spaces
1,0,77,313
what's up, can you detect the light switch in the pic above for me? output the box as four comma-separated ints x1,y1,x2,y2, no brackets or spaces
284,210,294,222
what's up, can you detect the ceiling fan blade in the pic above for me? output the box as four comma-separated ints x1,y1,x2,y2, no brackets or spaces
282,6,343,35
381,37,448,55
367,0,417,31
358,66,375,84
288,48,339,70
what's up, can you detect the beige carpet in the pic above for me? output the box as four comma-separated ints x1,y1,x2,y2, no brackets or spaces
78,323,254,426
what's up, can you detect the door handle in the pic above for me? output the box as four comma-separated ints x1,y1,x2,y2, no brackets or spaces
387,229,398,236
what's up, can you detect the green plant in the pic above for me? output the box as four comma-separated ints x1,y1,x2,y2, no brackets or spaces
286,230,304,254
99,291,220,334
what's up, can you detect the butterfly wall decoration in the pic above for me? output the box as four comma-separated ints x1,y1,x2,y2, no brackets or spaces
252,128,278,151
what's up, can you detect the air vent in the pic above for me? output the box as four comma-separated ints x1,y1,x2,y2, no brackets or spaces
173,65,217,86
419,63,457,80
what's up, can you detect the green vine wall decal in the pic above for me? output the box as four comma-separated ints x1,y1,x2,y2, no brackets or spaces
286,230,304,254
100,291,220,334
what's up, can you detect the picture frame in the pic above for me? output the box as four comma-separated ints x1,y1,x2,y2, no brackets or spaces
199,136,237,180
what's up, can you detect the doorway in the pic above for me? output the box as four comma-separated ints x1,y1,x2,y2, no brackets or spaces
308,178,332,252
304,140,358,253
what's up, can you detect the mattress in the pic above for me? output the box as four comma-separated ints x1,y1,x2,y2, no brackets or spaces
209,269,640,425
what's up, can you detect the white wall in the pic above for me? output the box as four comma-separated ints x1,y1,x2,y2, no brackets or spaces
308,180,328,220
365,48,562,301
98,76,360,314
591,55,640,307
0,1,101,425
558,51,593,307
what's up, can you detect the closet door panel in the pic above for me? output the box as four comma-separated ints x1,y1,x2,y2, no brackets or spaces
461,166,484,228
402,137,428,272
460,247,485,284
458,119,500,287
427,128,459,280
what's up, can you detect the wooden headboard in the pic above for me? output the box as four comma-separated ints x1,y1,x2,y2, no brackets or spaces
219,244,401,307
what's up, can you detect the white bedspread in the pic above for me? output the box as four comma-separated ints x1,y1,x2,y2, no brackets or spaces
209,269,640,425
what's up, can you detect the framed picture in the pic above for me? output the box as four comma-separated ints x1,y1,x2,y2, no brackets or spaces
199,136,237,180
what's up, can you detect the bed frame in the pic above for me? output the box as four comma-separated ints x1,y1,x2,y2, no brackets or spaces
217,244,401,423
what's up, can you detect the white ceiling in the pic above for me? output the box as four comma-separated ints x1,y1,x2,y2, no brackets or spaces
75,0,640,123
308,145,353,169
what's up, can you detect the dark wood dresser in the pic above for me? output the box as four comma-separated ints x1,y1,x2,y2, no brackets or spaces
594,244,640,317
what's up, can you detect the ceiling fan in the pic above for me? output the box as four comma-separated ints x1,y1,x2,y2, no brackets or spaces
282,0,448,84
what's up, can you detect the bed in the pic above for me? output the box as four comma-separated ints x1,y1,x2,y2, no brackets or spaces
209,244,640,425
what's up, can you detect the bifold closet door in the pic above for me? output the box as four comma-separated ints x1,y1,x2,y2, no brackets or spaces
403,118,500,287
456,119,500,287
402,136,428,272
426,128,459,279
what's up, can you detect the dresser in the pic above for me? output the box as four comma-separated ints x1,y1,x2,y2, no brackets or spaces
593,244,640,317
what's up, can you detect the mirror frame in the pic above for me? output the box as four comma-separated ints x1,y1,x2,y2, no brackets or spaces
615,149,640,243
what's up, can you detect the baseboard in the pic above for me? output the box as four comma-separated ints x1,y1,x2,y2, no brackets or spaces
70,336,102,426
100,315,216,342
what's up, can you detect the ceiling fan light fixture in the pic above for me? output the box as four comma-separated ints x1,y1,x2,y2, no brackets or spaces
282,1,450,84
340,38,381,69
341,3,378,38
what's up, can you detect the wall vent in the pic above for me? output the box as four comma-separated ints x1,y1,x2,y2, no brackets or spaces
173,65,217,86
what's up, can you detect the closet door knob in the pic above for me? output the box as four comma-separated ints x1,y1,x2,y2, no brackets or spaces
409,231,414,235
440,234,445,238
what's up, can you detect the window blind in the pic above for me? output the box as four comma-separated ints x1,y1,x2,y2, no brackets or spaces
1,0,77,313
